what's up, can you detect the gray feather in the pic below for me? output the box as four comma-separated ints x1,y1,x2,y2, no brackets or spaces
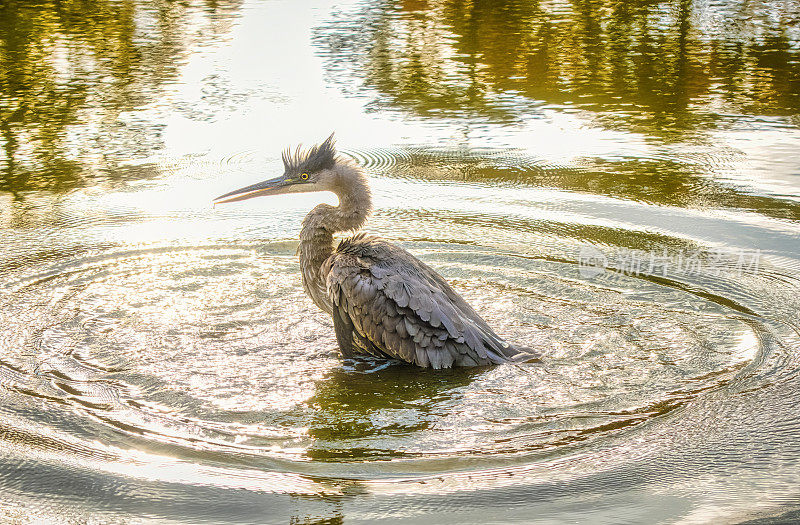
323,235,535,368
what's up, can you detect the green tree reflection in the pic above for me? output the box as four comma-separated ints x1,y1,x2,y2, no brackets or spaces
0,0,242,197
319,0,800,133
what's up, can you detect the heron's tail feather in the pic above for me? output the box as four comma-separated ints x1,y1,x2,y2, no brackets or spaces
482,331,541,364
506,345,542,363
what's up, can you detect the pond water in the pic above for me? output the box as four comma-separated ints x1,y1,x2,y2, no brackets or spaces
1,0,799,523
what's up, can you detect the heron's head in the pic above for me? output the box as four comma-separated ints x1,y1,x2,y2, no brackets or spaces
214,133,353,204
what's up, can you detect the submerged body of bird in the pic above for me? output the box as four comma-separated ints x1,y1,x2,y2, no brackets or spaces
215,134,538,368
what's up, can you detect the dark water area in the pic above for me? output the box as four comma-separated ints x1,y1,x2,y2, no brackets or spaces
1,0,799,523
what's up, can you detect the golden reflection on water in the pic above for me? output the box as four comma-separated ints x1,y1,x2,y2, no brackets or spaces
324,0,800,126
0,0,242,194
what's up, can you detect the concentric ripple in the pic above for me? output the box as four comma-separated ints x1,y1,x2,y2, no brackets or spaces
0,234,784,474
1,147,800,523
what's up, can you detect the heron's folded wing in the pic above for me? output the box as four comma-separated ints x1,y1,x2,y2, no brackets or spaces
326,247,517,368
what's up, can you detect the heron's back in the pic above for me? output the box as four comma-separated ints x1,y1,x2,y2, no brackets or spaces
322,233,537,368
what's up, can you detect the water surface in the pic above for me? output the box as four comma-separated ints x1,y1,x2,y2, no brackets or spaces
1,0,800,523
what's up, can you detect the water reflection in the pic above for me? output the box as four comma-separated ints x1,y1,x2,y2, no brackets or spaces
0,0,241,196
319,0,800,132
306,363,485,460
357,147,800,222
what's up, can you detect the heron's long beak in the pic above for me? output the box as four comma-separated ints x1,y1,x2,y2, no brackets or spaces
214,175,289,204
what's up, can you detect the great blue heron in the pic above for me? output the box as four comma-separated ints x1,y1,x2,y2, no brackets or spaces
215,134,538,368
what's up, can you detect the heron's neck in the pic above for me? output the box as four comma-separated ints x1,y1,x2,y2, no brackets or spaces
298,163,371,312
301,162,372,239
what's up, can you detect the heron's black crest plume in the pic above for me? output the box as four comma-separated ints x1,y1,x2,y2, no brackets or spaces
282,133,337,175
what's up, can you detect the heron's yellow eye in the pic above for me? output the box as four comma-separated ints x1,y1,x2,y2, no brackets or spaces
300,173,309,180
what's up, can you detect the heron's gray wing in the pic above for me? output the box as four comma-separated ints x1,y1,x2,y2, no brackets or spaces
331,293,392,360
331,299,357,357
325,236,533,368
